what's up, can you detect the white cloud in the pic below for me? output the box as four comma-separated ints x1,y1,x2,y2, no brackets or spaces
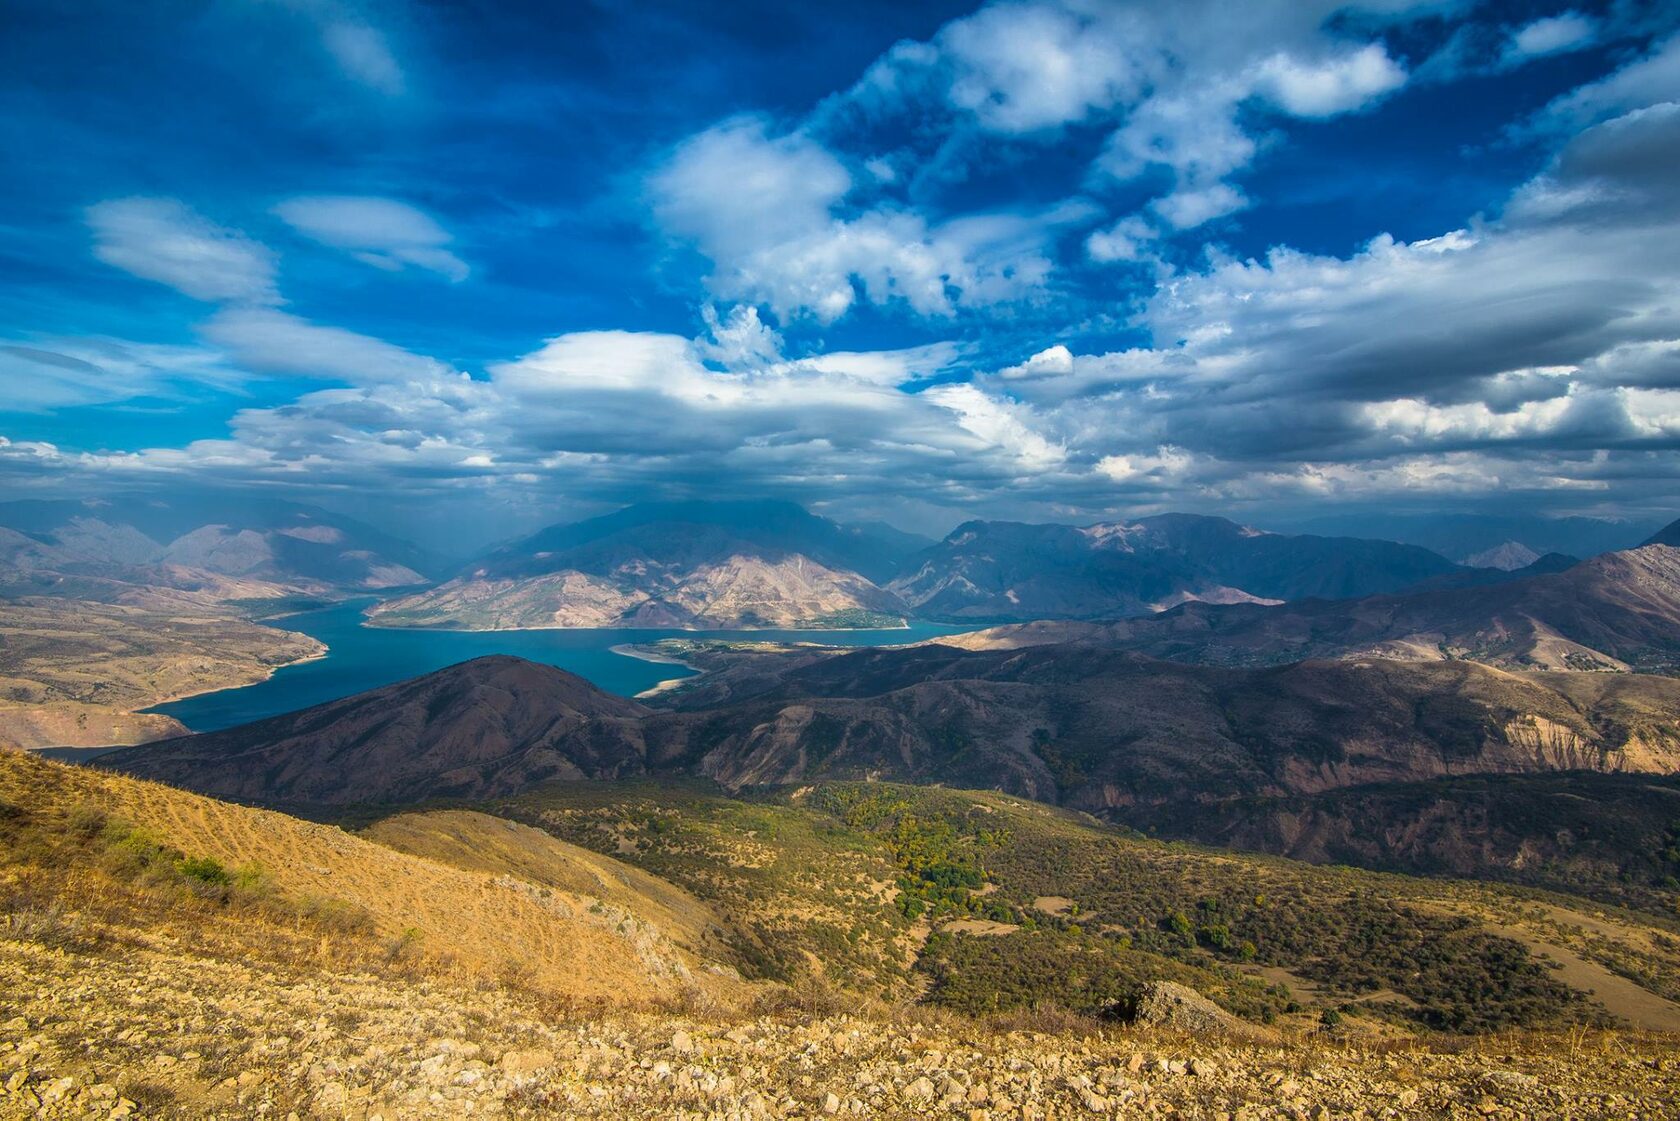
1086,215,1160,262
276,195,468,280
0,338,241,411
1096,445,1194,484
649,117,1082,321
939,1,1145,132
696,305,783,368
1153,183,1249,230
923,383,1066,472
1505,13,1597,63
200,308,460,384
87,198,278,303
1532,33,1680,131
1252,44,1407,117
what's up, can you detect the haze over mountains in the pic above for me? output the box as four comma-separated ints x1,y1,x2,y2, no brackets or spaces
357,500,1659,631
369,501,922,630
0,494,439,605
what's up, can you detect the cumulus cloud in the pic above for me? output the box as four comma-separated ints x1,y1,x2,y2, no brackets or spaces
276,195,468,280
982,71,1680,507
649,116,1084,321
87,198,278,303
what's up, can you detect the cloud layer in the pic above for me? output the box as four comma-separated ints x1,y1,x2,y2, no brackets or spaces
8,1,1680,536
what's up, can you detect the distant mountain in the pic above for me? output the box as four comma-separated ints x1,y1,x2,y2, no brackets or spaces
368,500,912,630
996,543,1680,673
1464,541,1540,570
888,514,1463,622
1280,512,1655,564
99,655,651,804
0,494,439,598
1643,516,1680,547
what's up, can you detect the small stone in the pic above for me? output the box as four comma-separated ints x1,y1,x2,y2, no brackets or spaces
498,1049,555,1076
905,1077,936,1100
822,1091,840,1113
671,1030,695,1054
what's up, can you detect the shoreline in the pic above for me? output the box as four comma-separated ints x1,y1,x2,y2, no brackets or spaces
137,637,330,719
609,642,704,700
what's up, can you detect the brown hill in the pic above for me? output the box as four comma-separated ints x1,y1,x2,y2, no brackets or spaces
660,644,1680,807
99,655,652,804
0,752,741,1013
103,644,1680,818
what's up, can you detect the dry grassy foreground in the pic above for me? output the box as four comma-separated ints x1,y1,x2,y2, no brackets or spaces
2,752,1678,1117
3,935,1679,1119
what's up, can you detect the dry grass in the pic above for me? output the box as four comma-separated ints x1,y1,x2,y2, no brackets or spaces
0,752,749,1011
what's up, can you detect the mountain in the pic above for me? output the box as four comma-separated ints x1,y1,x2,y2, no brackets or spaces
367,500,912,630
1644,516,1680,546
0,494,439,598
99,655,653,804
1069,544,1680,672
1464,541,1541,570
888,514,1464,622
1278,512,1656,563
103,637,1680,814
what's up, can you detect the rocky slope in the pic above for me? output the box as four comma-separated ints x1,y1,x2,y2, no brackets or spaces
7,963,1677,1120
369,501,912,630
888,514,1464,622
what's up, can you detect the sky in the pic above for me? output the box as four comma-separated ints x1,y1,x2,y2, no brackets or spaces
2,0,1679,547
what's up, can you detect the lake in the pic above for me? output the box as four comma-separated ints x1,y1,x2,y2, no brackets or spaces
146,601,977,733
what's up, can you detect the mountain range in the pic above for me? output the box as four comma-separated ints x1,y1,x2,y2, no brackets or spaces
367,500,924,630
0,494,440,604
364,502,1545,630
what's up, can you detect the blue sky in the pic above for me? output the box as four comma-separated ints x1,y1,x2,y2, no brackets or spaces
3,0,1679,545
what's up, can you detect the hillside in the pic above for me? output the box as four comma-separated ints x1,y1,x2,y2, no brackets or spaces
943,543,1680,673
1122,771,1680,912
102,643,1680,826
6,754,1680,1116
491,779,1680,1035
1085,544,1680,672
368,501,911,630
888,514,1464,622
0,598,323,750
98,656,652,804
1646,516,1680,547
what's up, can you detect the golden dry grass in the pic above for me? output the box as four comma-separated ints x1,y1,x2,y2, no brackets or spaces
0,752,749,1010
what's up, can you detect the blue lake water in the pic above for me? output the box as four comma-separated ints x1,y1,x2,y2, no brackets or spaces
146,601,977,733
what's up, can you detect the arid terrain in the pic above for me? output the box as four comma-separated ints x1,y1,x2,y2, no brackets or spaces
0,599,323,750
5,751,1680,1118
